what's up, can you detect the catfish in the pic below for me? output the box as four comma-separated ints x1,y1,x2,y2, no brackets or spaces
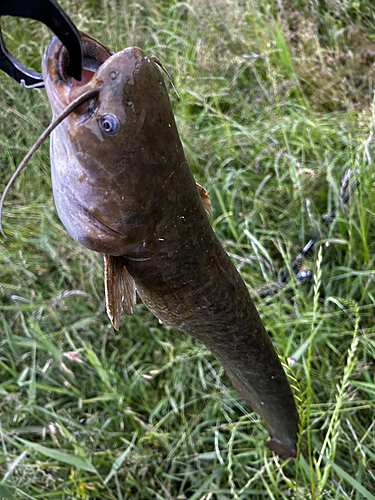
41,33,299,458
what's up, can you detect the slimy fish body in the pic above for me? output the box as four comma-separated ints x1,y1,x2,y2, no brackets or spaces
42,33,299,458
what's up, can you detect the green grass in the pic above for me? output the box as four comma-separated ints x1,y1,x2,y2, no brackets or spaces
1,0,375,498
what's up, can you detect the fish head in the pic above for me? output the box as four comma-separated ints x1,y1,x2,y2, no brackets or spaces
42,34,186,256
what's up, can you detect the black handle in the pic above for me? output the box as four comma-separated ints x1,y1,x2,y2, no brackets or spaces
0,0,82,86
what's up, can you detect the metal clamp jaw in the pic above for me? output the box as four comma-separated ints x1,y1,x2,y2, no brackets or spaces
0,0,82,87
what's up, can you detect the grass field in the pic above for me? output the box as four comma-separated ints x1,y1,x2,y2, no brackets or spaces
1,0,375,498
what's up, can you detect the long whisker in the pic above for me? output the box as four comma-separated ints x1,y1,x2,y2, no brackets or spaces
0,87,101,237
151,56,180,99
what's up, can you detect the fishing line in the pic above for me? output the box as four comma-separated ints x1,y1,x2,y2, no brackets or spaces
279,178,360,283
280,179,360,283
252,175,361,298
280,129,373,286
0,86,101,237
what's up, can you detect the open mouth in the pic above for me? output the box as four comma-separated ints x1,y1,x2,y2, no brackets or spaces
58,34,113,89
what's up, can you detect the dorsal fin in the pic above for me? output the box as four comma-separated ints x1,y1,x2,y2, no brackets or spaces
196,183,211,216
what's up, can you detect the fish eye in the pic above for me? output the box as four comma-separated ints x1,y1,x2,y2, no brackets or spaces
99,114,119,136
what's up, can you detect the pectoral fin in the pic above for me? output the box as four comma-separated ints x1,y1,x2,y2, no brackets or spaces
196,183,211,216
104,254,136,330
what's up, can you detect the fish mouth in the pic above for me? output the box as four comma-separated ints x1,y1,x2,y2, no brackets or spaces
43,33,113,110
60,34,113,88
56,187,130,255
76,200,124,238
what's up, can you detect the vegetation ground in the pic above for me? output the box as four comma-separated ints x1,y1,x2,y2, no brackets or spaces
0,0,375,498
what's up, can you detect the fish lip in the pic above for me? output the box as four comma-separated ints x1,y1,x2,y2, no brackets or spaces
42,34,112,112
71,195,125,238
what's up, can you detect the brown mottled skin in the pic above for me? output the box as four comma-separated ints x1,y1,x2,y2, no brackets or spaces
42,34,299,458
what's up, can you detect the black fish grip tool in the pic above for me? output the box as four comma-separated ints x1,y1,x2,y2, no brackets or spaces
0,0,82,87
